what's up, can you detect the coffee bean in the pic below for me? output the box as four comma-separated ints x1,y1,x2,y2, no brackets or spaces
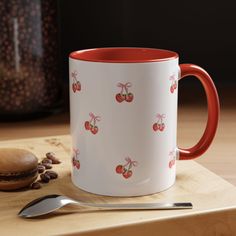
42,158,53,164
51,159,61,164
42,163,52,169
40,173,50,183
37,164,46,173
46,152,55,159
45,170,58,179
31,181,41,189
46,152,61,164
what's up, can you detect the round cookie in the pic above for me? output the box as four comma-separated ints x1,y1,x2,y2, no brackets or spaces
0,148,38,191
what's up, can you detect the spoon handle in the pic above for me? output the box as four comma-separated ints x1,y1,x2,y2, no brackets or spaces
77,202,193,210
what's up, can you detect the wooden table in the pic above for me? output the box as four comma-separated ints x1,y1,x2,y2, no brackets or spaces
1,135,236,236
0,105,235,235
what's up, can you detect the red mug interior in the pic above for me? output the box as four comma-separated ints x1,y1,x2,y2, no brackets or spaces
69,47,178,63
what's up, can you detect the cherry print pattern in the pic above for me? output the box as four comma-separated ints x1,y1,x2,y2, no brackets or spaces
153,113,166,132
116,82,134,103
168,150,176,168
72,148,80,170
84,112,101,135
71,70,81,93
115,157,138,179
169,74,177,93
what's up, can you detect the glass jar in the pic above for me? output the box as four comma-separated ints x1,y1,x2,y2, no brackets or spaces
0,0,61,120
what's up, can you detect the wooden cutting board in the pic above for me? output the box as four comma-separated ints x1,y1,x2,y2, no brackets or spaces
0,135,236,236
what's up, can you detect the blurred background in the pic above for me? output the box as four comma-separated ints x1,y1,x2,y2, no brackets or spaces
59,0,235,108
0,0,235,120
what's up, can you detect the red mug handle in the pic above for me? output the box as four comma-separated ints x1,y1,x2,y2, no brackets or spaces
178,64,220,160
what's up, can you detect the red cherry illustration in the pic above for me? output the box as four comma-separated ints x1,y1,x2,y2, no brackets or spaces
123,170,132,179
153,123,158,131
72,157,77,166
116,93,122,103
170,85,174,93
116,157,137,179
76,81,81,91
116,165,124,174
72,83,77,93
169,160,175,169
116,93,125,103
72,148,80,170
91,126,98,134
126,93,134,102
84,121,90,130
75,161,80,169
86,113,101,134
173,81,177,89
72,157,80,169
159,123,165,131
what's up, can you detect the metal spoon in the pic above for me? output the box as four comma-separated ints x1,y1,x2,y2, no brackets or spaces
18,194,193,218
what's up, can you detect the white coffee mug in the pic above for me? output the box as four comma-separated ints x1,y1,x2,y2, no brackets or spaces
69,47,219,196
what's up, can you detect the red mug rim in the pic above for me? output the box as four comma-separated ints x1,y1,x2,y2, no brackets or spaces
69,47,178,63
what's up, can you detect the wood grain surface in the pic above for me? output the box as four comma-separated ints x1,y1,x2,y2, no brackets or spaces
0,135,236,235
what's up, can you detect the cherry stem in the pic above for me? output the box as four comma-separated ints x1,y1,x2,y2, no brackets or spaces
117,83,124,95
170,75,175,82
123,158,131,167
118,82,132,96
156,114,165,124
121,87,124,95
73,148,79,159
124,87,128,95
128,163,132,171
123,162,129,168
124,82,132,95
